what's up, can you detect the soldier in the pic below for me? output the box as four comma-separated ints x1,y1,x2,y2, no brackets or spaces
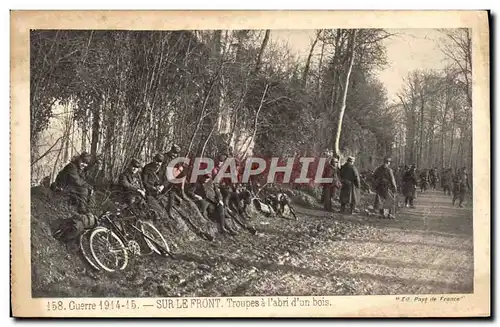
429,166,438,190
117,158,146,207
441,167,453,196
323,156,341,212
372,156,397,219
159,144,190,216
187,166,237,235
402,164,418,208
52,152,94,214
452,167,470,208
339,156,361,214
419,169,430,193
159,144,182,187
141,154,165,198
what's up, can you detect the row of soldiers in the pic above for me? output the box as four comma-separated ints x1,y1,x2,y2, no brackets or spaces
321,154,471,219
51,144,256,238
321,155,399,219
393,165,470,208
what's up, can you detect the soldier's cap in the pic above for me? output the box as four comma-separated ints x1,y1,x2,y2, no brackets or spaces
80,152,92,164
171,144,181,153
384,156,392,162
130,158,141,168
153,153,165,163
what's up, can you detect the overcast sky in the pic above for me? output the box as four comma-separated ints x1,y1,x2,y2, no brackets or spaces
269,29,448,103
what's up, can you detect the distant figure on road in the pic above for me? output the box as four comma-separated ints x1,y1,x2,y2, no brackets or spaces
402,164,418,208
419,169,430,193
452,167,470,208
372,156,397,219
429,167,438,190
441,168,453,196
339,156,361,214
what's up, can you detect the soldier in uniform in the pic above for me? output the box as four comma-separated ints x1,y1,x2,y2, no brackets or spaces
187,161,238,235
372,156,397,219
441,167,453,196
429,167,438,190
402,164,418,208
419,169,430,193
52,152,94,214
339,156,361,214
142,154,165,197
452,167,470,208
158,144,189,216
117,158,146,207
323,156,341,212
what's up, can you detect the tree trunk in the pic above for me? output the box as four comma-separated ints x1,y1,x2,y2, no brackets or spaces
418,96,425,167
333,29,357,158
254,30,270,75
316,40,325,96
81,108,88,152
90,103,101,157
302,30,321,88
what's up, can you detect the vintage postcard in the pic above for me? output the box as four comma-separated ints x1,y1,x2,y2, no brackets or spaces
10,10,490,317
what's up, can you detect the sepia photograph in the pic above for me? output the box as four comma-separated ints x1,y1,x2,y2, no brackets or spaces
11,10,490,317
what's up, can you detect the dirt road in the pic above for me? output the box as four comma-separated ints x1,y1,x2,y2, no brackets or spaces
239,189,474,296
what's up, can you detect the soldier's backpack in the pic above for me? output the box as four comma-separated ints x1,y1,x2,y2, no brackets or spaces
52,213,97,242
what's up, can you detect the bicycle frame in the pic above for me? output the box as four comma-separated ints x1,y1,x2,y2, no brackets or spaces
98,211,171,257
98,212,140,245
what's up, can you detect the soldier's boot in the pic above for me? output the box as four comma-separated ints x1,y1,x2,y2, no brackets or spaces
378,209,385,219
410,199,415,208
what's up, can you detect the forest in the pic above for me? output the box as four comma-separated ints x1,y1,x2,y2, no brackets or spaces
30,28,473,185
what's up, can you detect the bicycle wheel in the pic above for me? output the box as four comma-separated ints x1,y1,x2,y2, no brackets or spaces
140,221,170,256
79,230,101,271
89,227,128,272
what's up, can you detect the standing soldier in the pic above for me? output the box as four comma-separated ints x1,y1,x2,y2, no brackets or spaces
372,156,397,219
452,167,470,208
441,167,453,196
419,169,430,193
323,156,341,212
52,152,94,214
339,156,361,214
402,164,418,208
429,167,438,190
118,158,146,207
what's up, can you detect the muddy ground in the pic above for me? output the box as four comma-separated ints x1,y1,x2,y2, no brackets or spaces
30,186,473,298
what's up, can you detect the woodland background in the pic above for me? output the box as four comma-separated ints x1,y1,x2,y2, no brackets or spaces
30,28,473,185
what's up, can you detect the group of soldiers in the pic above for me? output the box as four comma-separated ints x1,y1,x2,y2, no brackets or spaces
321,153,472,220
392,165,471,208
51,144,257,238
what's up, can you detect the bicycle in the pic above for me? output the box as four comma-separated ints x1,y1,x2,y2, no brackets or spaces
81,208,171,272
